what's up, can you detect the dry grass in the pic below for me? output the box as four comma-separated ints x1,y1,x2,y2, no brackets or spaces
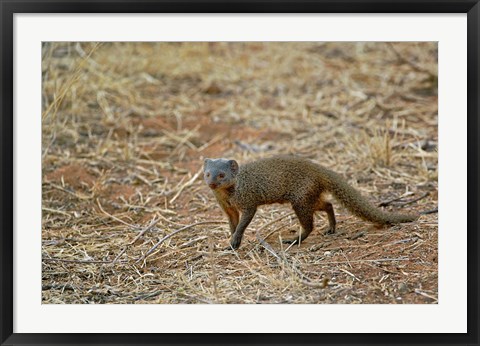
42,42,438,304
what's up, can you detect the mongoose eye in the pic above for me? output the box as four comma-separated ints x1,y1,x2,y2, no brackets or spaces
218,173,225,179
206,172,210,177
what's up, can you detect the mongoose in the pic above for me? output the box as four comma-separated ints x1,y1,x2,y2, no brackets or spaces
203,155,418,249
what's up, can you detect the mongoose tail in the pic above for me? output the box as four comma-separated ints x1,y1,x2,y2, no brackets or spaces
323,169,419,225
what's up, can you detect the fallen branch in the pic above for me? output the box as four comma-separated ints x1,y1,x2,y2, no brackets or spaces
136,220,227,264
254,212,328,288
397,192,429,206
300,278,329,289
414,289,438,302
112,215,161,264
255,212,295,260
420,208,438,215
129,216,161,245
320,257,410,265
96,198,139,229
42,257,117,264
378,192,414,207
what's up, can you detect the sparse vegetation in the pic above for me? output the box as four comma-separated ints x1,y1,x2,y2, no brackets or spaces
42,42,438,304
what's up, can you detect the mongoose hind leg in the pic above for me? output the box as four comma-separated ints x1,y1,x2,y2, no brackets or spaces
230,208,256,250
283,204,315,244
315,197,336,235
321,204,337,235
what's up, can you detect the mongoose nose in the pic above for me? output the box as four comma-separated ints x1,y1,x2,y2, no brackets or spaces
208,183,217,189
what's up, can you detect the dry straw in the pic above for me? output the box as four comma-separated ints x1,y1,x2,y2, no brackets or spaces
42,42,438,304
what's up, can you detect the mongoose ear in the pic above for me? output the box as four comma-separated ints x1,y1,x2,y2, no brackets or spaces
229,160,239,175
204,158,211,168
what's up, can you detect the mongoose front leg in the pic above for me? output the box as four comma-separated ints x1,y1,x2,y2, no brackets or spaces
223,207,239,235
230,208,256,250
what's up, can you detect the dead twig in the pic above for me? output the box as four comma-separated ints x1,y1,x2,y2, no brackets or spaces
254,212,329,287
320,257,410,265
339,268,361,282
96,198,139,229
208,232,219,302
129,215,161,245
136,220,227,264
42,42,101,121
378,192,414,207
42,257,119,264
111,215,162,264
301,278,329,288
169,166,203,204
388,43,437,78
48,183,94,200
414,289,438,302
348,231,366,240
396,192,429,206
255,212,295,260
420,208,438,215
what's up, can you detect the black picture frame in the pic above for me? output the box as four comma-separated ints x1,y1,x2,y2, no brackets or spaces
1,1,478,345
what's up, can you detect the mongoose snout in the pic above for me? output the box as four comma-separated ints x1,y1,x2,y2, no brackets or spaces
203,155,418,250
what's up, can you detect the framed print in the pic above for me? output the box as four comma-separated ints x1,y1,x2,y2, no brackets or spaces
1,1,479,345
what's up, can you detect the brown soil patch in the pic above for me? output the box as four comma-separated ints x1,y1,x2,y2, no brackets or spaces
45,164,96,189
99,183,137,202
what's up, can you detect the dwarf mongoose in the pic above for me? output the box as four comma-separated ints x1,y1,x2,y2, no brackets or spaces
203,155,418,249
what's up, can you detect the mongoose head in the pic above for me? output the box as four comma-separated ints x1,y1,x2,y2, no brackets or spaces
203,158,239,190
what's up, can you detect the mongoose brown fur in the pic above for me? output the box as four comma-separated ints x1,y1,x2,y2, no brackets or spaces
203,155,418,249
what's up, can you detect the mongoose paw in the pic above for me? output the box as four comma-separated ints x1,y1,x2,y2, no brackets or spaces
324,227,335,235
230,236,241,250
282,237,300,244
